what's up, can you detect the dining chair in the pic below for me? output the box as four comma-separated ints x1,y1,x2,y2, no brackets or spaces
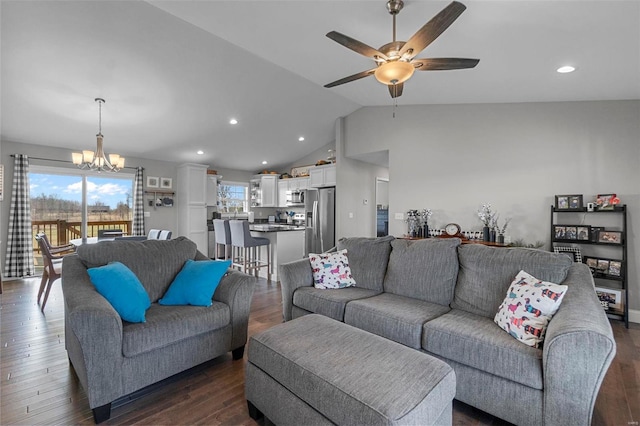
148,229,172,240
35,234,70,312
36,232,76,255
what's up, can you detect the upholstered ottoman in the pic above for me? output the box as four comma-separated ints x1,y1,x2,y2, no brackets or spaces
245,314,456,425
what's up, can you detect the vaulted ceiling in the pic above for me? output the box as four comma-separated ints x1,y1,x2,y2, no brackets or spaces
2,1,639,172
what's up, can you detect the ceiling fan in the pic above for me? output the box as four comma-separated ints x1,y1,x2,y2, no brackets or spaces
324,0,479,98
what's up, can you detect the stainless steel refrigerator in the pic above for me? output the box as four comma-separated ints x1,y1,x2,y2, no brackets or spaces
304,187,335,255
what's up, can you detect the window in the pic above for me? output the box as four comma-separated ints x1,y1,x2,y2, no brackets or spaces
218,181,248,213
29,165,134,246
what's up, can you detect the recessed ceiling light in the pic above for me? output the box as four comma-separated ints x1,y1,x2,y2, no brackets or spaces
262,160,268,165
197,150,204,155
298,136,305,142
557,65,575,74
229,118,238,125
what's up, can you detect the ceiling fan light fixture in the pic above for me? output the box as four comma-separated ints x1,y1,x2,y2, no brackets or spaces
374,61,415,85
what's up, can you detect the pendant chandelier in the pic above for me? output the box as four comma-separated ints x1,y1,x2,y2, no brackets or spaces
72,98,125,172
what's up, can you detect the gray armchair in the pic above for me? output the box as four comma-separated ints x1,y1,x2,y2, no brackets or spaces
62,237,255,423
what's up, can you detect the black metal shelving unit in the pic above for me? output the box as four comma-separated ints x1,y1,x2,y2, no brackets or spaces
550,205,628,328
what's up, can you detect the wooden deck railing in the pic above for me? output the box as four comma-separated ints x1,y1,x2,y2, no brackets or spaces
32,220,132,253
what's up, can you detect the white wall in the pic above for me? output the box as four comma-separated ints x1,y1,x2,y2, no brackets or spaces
340,100,640,316
336,118,390,239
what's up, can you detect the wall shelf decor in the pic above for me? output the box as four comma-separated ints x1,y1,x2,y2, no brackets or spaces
550,204,628,327
145,190,175,209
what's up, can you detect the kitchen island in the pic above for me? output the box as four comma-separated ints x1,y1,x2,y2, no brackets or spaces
249,224,306,282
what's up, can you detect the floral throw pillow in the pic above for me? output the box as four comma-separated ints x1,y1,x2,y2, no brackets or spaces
494,270,568,348
309,249,356,289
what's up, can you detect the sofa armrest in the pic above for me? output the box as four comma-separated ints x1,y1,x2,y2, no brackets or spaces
213,269,256,350
279,258,314,321
61,254,124,408
542,263,616,426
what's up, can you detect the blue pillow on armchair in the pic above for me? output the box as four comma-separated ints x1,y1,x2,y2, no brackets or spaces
87,261,151,323
159,259,231,307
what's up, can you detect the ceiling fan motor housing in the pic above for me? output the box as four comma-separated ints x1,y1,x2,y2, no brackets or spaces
386,0,404,15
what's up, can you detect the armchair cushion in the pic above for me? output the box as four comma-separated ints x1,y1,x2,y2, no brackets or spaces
159,259,231,307
122,302,231,357
87,262,151,323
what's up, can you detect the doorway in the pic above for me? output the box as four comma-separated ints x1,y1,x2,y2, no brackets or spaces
375,178,389,237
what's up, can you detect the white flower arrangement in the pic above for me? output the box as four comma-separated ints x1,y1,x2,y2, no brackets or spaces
477,203,495,227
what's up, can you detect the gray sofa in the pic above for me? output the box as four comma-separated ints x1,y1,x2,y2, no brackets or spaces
62,237,255,423
279,236,616,426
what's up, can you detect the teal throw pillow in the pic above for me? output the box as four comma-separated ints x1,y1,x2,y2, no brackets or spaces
159,259,231,307
87,262,151,323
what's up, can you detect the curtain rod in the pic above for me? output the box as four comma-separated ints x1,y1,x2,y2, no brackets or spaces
9,154,142,171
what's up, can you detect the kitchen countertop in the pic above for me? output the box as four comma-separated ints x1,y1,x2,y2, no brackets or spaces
250,224,305,232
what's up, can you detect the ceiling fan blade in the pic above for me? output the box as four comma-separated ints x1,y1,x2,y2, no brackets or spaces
399,1,467,59
412,58,479,70
388,83,404,98
324,68,377,88
326,31,388,61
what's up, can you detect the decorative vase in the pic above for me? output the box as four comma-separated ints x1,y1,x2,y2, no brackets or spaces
423,224,429,238
497,234,505,244
490,229,496,243
483,226,490,242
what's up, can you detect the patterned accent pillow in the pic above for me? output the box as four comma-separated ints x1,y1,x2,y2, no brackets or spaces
494,270,568,348
309,249,356,289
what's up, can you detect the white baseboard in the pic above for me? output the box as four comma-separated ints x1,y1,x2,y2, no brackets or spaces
629,309,640,324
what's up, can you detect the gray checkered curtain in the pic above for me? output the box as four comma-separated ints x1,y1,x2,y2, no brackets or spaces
4,154,35,277
132,167,145,236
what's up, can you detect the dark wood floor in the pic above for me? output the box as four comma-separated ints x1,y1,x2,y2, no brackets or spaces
1,277,638,425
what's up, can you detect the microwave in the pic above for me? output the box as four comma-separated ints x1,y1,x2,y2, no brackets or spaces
286,190,304,206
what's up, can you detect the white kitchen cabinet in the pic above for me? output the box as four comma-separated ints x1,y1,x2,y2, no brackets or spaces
177,163,208,253
206,175,218,207
309,164,336,188
251,175,277,207
277,177,310,207
278,180,289,207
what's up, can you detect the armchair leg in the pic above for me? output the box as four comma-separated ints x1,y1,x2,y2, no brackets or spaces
247,400,263,421
92,402,112,424
232,345,245,360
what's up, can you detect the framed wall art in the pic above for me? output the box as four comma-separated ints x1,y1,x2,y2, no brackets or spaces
160,177,173,189
147,176,159,188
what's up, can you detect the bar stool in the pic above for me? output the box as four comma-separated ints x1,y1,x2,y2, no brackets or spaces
213,219,231,260
229,220,271,281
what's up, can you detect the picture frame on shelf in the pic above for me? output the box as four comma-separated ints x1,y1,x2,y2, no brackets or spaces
555,194,582,210
595,193,617,210
584,256,624,278
597,230,622,244
147,176,159,188
594,287,623,312
553,225,581,241
553,246,582,262
160,177,173,189
590,226,604,242
576,226,590,241
608,261,622,277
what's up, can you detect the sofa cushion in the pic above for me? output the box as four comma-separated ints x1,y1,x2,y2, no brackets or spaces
159,259,231,307
423,309,543,390
308,250,356,289
292,287,379,321
344,293,450,349
383,238,460,306
337,236,394,292
77,237,199,303
494,270,568,348
452,245,573,318
87,261,151,323
122,302,231,357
